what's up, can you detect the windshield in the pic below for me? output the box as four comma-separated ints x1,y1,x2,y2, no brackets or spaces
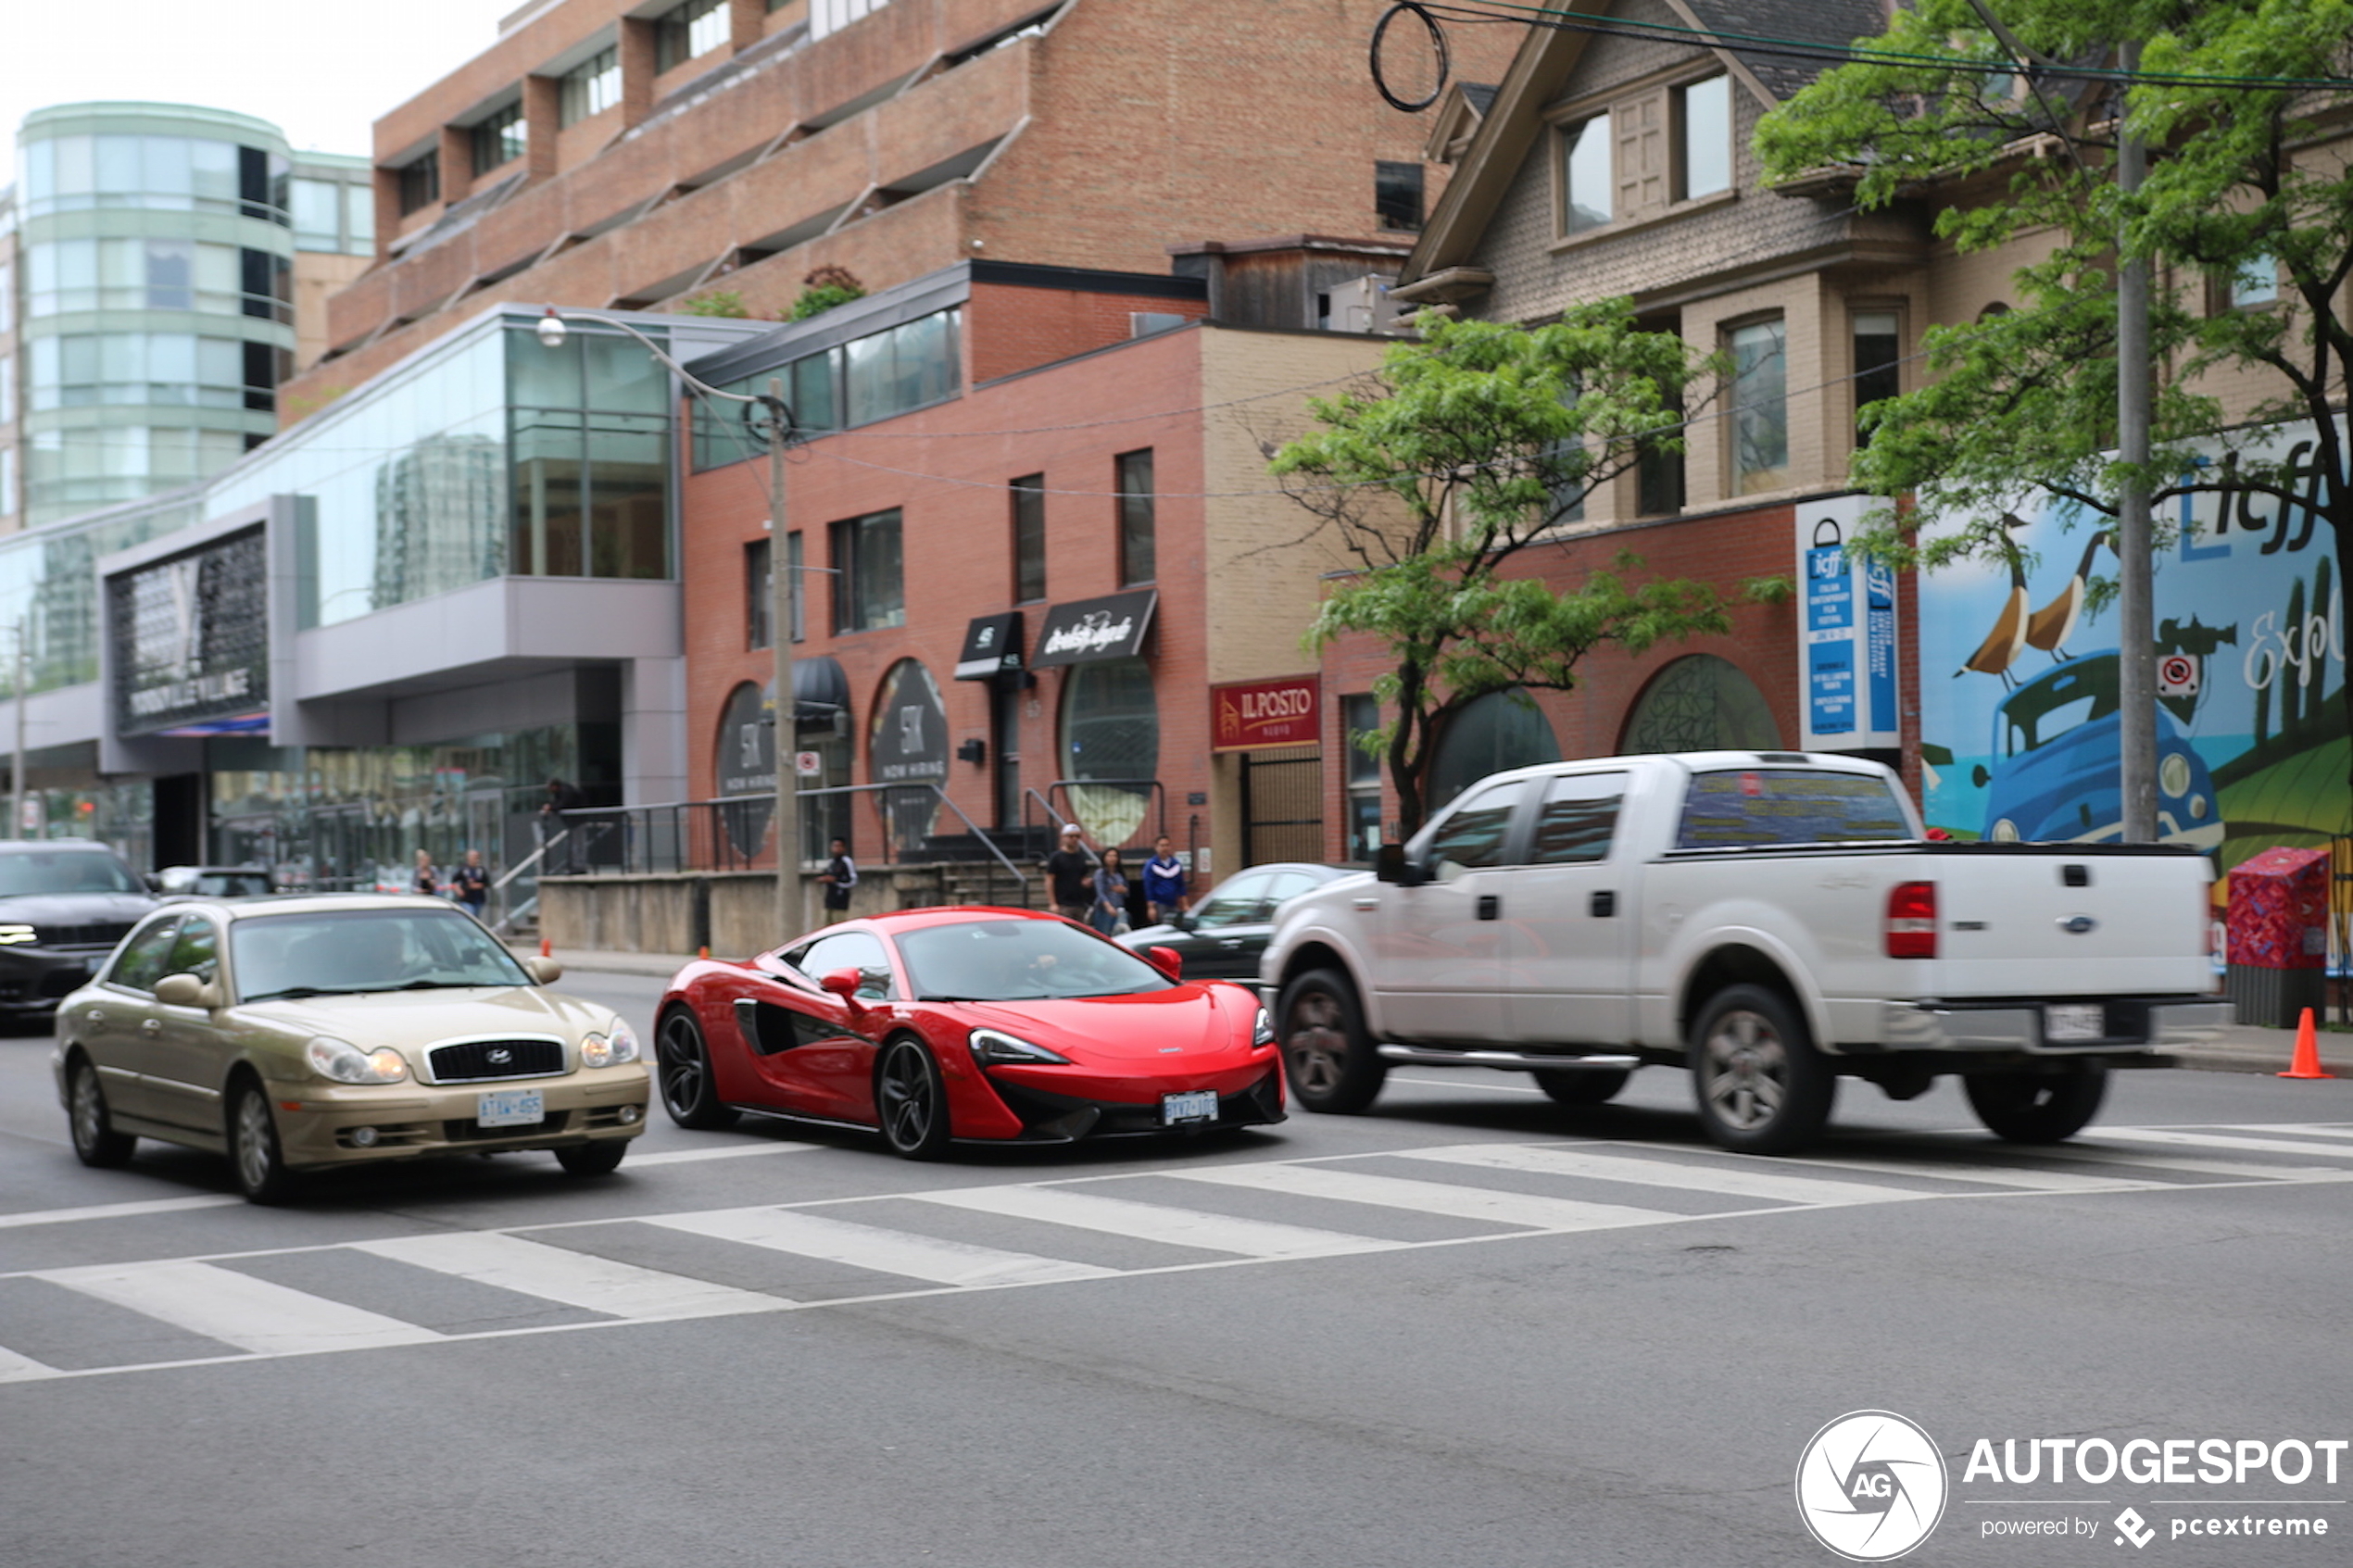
0,850,145,897
896,918,1177,1001
230,909,532,1001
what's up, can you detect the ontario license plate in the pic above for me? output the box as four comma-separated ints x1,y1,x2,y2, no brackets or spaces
1161,1089,1218,1124
476,1088,546,1127
2045,1005,2106,1043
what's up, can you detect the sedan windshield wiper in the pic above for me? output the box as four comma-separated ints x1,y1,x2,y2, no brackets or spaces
239,985,354,1002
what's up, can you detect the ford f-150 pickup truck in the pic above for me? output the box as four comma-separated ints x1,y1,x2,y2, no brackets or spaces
1262,752,2230,1153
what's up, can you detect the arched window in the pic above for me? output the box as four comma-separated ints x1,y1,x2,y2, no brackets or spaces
1619,655,1781,754
1428,689,1561,809
869,659,948,853
1061,657,1159,844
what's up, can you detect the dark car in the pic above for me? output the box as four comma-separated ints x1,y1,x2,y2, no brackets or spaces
1117,861,1357,982
0,841,159,1015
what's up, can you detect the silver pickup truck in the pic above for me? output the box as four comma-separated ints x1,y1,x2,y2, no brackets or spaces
1261,752,2230,1153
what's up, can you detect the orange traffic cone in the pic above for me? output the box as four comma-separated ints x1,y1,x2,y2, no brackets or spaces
698,945,710,960
2278,1008,2335,1080
539,936,552,958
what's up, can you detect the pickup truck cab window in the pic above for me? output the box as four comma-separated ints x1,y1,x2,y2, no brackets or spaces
1530,773,1627,863
1676,769,1913,848
1426,780,1529,877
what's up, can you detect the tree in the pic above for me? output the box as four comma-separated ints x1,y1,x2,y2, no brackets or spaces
789,265,867,320
1269,306,1781,836
1754,0,2353,784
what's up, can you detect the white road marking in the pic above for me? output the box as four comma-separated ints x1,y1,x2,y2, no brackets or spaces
912,1185,1397,1259
2221,1123,2353,1141
0,1345,59,1383
37,1261,444,1357
0,1196,245,1230
1756,1153,2159,1193
1993,1146,2353,1183
647,1207,1117,1287
353,1233,781,1320
1401,1144,1922,1207
2088,1127,2353,1159
1172,1162,1677,1231
623,1141,822,1166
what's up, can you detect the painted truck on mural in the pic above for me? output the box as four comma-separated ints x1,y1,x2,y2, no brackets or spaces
1261,752,2229,1155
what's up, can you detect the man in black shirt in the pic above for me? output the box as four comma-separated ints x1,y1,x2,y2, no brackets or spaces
1044,823,1094,924
819,837,857,923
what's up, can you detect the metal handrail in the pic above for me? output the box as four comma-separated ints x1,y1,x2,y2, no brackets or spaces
492,830,565,893
547,786,1029,888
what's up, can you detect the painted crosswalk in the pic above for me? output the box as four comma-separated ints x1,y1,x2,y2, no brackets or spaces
5,1123,2350,1384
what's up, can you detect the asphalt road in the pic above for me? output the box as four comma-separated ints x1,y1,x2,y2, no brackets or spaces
3,972,2349,1567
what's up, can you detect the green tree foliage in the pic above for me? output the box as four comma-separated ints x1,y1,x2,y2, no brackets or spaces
789,265,867,320
680,290,752,319
1755,0,2353,763
1270,307,1775,834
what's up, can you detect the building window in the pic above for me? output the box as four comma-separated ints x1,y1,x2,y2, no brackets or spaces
1675,75,1731,200
1620,654,1780,753
1852,309,1902,448
471,103,527,176
786,530,805,642
1375,161,1424,232
0,353,12,425
1343,692,1383,860
2225,255,2279,309
0,449,15,520
397,149,440,215
657,0,732,71
1061,657,1158,844
1728,318,1789,495
690,309,960,470
1428,690,1560,812
747,538,772,650
831,509,904,633
1012,474,1046,603
1115,449,1155,586
560,47,623,126
812,0,889,41
1560,115,1612,233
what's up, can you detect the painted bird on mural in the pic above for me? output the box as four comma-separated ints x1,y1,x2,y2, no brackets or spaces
2023,530,2116,662
1955,514,2033,686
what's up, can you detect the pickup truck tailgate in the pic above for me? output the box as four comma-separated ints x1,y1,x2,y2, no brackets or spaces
1931,847,2212,997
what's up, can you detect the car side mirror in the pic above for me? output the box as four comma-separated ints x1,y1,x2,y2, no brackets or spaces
154,972,221,1010
1146,945,1182,981
522,955,562,984
1375,844,1426,887
820,968,867,1006
143,872,163,893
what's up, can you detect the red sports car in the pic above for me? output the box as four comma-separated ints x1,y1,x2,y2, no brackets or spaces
652,908,1285,1157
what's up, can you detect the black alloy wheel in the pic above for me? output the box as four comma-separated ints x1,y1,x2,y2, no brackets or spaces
1531,1067,1631,1107
657,1008,738,1130
1964,1066,2108,1143
1277,969,1387,1114
227,1081,297,1204
68,1056,136,1168
875,1037,950,1160
1687,985,1834,1155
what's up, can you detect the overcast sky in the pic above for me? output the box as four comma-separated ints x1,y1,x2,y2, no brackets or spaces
1,0,517,177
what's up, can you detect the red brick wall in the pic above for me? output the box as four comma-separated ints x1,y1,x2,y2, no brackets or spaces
964,282,1209,385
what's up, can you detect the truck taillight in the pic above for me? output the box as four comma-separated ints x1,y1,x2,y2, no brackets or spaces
1886,882,1937,959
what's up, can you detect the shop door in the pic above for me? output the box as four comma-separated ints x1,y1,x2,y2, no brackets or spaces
1239,746,1323,866
991,680,1023,831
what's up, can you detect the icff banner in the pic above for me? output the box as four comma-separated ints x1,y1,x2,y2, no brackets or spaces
1796,495,1900,751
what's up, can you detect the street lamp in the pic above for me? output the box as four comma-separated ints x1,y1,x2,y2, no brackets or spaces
535,307,806,937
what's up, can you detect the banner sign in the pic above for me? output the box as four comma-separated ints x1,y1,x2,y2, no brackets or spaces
1031,590,1156,667
1212,675,1321,751
1796,496,1900,750
108,524,271,737
953,612,1024,681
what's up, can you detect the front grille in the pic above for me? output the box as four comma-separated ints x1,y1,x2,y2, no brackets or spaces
26,922,135,951
427,1037,565,1082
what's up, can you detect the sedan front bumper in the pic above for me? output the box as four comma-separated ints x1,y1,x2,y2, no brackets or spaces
265,1065,651,1169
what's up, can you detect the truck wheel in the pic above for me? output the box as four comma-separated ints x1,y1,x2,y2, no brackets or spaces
1531,1068,1630,1107
1965,1067,2108,1144
1688,985,1833,1155
1277,969,1387,1114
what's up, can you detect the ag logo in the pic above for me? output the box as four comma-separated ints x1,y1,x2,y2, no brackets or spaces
1794,1411,1948,1561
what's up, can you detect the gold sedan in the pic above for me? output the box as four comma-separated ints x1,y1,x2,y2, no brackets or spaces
52,894,648,1202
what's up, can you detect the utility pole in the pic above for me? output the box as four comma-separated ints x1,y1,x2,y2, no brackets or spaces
10,620,25,842
765,377,802,940
2114,39,2158,842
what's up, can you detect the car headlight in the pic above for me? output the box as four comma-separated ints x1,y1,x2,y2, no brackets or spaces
1252,1007,1276,1047
969,1027,1073,1066
305,1035,409,1085
582,1022,640,1068
0,923,36,946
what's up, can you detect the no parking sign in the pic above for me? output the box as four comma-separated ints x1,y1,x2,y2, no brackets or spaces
2158,654,2200,696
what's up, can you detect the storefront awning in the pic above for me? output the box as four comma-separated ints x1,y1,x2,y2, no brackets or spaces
954,612,1025,680
793,655,849,725
1031,590,1156,668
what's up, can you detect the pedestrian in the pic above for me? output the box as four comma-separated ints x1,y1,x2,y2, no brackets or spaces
541,777,587,872
1090,847,1131,936
1141,834,1189,925
411,847,440,897
1045,822,1094,924
452,847,491,917
819,835,857,923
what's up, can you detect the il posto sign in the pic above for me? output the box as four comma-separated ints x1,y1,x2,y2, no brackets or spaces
1211,675,1320,751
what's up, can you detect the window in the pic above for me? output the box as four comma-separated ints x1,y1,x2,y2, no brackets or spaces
789,930,894,997
1560,114,1612,233
560,47,623,126
290,179,345,249
24,237,280,320
2226,255,2279,309
1428,689,1560,809
1012,474,1046,602
786,530,805,641
1375,161,1424,232
1530,773,1625,863
108,917,181,991
831,509,904,632
397,150,440,215
1728,318,1789,494
0,261,11,333
1190,871,1275,930
0,354,13,425
812,0,889,41
0,450,16,519
1426,780,1529,873
471,103,527,176
688,309,960,470
29,332,257,411
1852,309,1901,448
747,538,772,650
657,0,731,71
1115,449,1155,585
1674,769,1911,848
1674,75,1731,200
1344,692,1382,860
165,917,221,983
1620,654,1780,753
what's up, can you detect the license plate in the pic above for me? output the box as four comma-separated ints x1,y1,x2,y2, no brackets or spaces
1161,1089,1218,1124
476,1088,546,1127
2045,1005,2106,1043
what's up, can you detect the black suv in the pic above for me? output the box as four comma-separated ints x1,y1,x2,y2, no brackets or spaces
0,840,158,1015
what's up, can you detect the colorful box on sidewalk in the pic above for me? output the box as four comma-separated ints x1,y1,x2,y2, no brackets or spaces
2225,847,2331,970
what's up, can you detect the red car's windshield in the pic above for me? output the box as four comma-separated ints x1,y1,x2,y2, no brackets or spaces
896,919,1176,1002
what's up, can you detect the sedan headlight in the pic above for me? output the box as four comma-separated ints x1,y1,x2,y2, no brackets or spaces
306,1035,409,1085
0,923,36,946
969,1027,1073,1066
1252,1007,1277,1048
581,1021,640,1068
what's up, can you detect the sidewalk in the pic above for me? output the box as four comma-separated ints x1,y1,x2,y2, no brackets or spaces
524,943,2344,1076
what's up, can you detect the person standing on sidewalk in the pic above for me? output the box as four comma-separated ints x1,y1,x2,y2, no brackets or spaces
411,847,441,897
1045,824,1094,924
452,848,491,919
819,837,857,924
1141,835,1188,926
1090,847,1132,936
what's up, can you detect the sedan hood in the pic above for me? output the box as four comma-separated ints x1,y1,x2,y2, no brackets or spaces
238,985,608,1047
951,985,1252,1062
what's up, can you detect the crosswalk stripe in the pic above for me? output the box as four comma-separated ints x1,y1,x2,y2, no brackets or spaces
1995,1146,2353,1183
646,1208,1119,1287
912,1186,1396,1259
354,1233,782,1320
1757,1154,2158,1193
0,1345,60,1383
624,1141,823,1166
1400,1145,1920,1207
37,1261,444,1357
0,1196,245,1230
2221,1124,2353,1142
1172,1162,1679,1231
2089,1127,2353,1160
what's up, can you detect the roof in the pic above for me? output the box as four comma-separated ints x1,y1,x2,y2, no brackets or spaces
1680,0,1888,100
